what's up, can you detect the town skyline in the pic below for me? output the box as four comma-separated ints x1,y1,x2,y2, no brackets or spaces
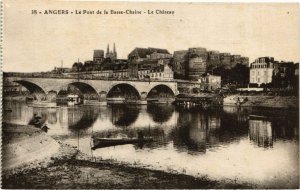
3,2,300,72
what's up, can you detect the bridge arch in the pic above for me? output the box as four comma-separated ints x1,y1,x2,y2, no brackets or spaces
58,81,100,101
147,84,175,99
14,80,47,101
107,83,141,100
14,80,46,94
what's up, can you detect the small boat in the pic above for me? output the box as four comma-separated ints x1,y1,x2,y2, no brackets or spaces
92,137,153,149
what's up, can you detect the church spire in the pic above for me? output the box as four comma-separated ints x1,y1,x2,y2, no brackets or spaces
113,43,117,59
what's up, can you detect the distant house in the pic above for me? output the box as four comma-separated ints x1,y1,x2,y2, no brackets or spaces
135,63,174,80
163,64,174,79
199,74,221,91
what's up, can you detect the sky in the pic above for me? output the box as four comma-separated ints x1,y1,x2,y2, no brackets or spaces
3,1,300,72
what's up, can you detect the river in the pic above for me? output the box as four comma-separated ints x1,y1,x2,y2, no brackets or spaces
3,101,299,188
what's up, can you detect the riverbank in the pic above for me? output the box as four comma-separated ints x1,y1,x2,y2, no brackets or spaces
223,95,299,108
2,123,254,189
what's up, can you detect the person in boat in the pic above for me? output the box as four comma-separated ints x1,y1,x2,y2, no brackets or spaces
236,97,241,107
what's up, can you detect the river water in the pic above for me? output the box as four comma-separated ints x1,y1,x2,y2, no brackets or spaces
3,101,299,188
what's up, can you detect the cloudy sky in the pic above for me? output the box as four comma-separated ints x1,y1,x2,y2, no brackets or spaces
3,1,300,72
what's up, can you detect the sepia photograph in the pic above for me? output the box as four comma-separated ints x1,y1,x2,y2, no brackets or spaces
1,0,299,189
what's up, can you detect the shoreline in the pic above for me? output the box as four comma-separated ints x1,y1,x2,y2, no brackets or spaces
2,123,255,189
223,94,299,108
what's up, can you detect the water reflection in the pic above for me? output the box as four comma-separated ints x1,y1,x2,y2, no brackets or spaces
67,107,99,130
109,105,139,127
249,120,273,148
147,104,174,123
3,100,299,187
4,101,299,150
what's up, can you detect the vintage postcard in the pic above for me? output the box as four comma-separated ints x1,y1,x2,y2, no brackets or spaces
1,0,299,189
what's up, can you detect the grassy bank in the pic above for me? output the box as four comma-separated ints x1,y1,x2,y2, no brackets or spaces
2,123,254,189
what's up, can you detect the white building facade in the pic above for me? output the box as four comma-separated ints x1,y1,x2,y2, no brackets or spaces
250,57,277,86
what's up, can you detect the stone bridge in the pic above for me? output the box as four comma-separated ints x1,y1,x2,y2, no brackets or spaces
6,76,179,104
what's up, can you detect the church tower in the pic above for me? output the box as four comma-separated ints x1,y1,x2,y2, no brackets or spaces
105,43,117,61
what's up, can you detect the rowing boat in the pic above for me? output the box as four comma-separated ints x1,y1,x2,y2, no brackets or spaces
91,137,153,149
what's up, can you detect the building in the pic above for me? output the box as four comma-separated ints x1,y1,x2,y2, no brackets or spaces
177,74,221,93
219,53,231,69
249,57,277,86
273,61,295,78
250,57,298,88
187,48,208,80
136,62,174,80
173,50,188,78
207,51,220,70
172,47,249,80
127,47,172,79
128,47,172,63
163,64,174,79
93,50,104,63
198,74,221,91
106,43,117,61
128,60,158,79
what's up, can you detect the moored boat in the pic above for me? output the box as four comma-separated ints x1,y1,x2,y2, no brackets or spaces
92,137,153,149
